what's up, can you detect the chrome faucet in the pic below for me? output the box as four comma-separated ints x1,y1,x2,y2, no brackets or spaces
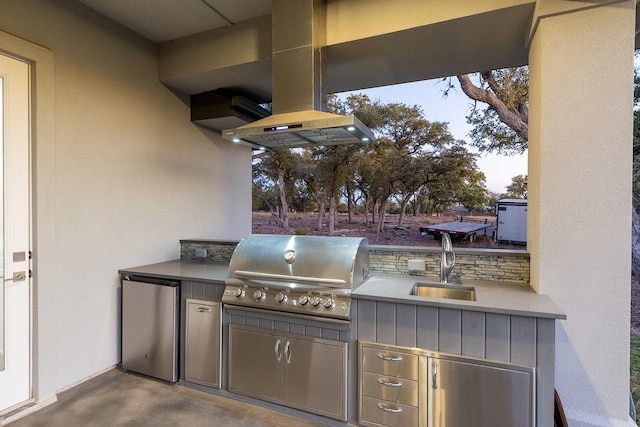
440,233,456,284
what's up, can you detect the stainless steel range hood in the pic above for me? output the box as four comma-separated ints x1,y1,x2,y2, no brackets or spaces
222,0,374,150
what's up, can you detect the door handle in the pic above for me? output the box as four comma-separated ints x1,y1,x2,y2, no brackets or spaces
432,361,438,389
196,307,212,313
284,340,291,364
275,339,282,362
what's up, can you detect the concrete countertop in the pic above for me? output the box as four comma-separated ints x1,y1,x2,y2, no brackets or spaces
118,260,565,320
118,260,229,283
353,273,566,320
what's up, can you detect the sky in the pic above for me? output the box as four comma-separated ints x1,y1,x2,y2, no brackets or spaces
338,78,528,194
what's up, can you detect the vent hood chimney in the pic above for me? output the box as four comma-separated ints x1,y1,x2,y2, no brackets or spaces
222,0,374,150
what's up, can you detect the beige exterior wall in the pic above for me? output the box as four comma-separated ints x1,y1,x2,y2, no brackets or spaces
0,0,252,400
529,2,635,425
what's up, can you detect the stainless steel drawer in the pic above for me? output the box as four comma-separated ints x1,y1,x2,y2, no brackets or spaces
361,396,418,427
361,371,418,406
362,346,419,380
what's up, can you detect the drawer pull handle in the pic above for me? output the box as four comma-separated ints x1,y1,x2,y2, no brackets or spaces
377,377,403,387
377,353,403,362
197,307,212,313
376,402,403,414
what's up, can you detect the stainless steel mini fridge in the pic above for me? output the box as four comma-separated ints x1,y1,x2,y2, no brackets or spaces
121,275,179,382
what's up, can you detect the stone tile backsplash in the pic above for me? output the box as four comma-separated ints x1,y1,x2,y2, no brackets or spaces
180,240,530,284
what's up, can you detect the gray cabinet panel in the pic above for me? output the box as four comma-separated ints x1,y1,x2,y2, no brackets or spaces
375,301,396,344
416,306,438,350
486,313,510,361
230,313,245,325
305,325,322,338
182,281,225,302
536,318,556,427
290,323,305,335
322,328,339,340
259,318,274,330
461,311,485,357
274,321,289,332
190,281,206,300
396,304,417,347
245,316,259,328
357,299,377,341
438,308,461,354
511,316,537,365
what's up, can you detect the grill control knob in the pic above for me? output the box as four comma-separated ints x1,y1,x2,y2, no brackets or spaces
253,289,265,301
298,295,309,306
310,296,321,307
233,288,244,298
323,298,335,309
275,292,287,303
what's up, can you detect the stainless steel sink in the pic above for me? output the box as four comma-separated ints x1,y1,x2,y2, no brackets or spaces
410,282,476,301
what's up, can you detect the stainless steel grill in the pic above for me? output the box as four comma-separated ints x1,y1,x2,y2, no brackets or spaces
222,234,370,320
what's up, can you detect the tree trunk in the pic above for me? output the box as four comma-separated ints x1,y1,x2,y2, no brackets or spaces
277,167,289,228
315,198,325,231
328,196,336,235
376,200,387,233
372,200,378,225
398,198,410,226
346,187,353,223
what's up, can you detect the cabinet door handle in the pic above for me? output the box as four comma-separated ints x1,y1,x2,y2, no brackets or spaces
275,339,282,362
432,361,438,389
196,307,212,313
377,353,403,362
377,377,403,387
376,402,403,414
284,340,291,364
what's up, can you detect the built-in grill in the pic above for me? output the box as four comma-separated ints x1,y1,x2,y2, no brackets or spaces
222,234,370,320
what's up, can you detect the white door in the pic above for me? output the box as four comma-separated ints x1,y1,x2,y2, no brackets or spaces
0,53,31,411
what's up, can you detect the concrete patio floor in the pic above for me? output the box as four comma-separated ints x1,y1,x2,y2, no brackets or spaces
5,368,330,426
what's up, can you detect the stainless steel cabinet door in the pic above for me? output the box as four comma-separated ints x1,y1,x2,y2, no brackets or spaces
228,325,283,401
426,357,534,427
283,336,347,421
185,300,221,388
121,280,178,382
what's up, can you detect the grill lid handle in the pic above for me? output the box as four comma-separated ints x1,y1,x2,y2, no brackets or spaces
233,270,347,285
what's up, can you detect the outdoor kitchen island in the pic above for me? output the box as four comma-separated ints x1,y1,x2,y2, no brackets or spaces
119,244,564,427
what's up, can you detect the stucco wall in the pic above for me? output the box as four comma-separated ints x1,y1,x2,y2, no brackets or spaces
528,2,635,425
0,0,252,400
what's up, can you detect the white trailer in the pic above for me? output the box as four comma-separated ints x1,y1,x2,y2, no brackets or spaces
496,199,527,244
